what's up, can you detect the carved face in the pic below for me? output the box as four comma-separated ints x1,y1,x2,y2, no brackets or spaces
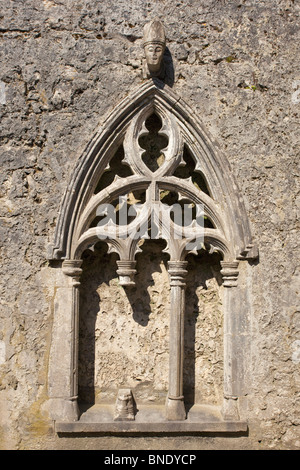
144,43,165,72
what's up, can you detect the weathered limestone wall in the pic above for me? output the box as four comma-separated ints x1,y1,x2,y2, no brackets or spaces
0,0,299,450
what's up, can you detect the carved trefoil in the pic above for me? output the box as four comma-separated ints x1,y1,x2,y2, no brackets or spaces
47,23,257,431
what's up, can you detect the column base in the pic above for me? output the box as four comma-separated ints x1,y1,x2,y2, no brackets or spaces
165,396,186,421
222,396,240,421
45,397,80,422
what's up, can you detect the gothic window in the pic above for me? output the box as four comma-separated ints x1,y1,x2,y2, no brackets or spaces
47,82,257,433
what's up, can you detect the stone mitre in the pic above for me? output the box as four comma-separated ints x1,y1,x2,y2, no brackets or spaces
143,19,166,47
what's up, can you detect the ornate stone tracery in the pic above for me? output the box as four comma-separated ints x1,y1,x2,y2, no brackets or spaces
47,78,258,431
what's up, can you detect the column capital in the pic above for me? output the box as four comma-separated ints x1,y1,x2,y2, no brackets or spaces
167,261,188,287
62,259,83,286
116,260,137,287
220,260,239,287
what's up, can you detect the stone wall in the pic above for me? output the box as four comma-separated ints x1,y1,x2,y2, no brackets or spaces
0,0,299,450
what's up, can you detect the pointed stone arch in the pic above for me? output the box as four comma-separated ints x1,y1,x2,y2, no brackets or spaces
47,80,258,432
47,80,257,264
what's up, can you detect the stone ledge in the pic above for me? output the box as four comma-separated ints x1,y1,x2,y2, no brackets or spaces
55,420,248,434
55,404,248,434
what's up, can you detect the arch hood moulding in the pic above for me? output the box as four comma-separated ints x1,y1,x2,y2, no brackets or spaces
47,80,258,264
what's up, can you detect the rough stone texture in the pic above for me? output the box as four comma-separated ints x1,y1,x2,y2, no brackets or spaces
0,0,299,450
184,252,223,406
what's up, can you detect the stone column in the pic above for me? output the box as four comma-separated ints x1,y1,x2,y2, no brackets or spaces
47,259,82,422
166,261,188,421
220,260,240,421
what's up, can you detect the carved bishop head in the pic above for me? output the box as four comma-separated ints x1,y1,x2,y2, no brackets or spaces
143,19,166,75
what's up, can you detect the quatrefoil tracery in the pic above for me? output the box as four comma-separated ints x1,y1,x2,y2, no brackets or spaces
139,113,168,172
123,106,182,178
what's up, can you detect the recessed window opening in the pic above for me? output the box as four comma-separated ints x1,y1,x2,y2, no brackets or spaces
173,145,211,197
94,145,133,194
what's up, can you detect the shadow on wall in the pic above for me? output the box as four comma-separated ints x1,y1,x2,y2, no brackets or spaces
184,251,223,410
78,239,169,405
78,240,223,410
